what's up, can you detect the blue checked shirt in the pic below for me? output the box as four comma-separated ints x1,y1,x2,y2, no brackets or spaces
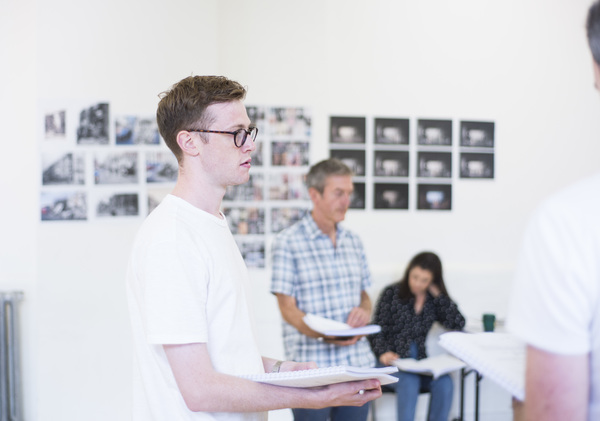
271,213,376,368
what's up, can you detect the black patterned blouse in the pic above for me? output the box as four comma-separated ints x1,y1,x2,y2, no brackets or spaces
369,283,465,360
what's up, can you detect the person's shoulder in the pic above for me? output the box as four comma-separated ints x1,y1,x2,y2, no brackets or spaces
536,172,600,219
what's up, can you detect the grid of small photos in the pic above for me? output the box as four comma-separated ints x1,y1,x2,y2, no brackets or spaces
39,101,313,269
223,106,312,268
329,117,495,211
40,101,176,222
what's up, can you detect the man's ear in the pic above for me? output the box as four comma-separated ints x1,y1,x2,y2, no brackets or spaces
176,130,200,157
308,187,321,202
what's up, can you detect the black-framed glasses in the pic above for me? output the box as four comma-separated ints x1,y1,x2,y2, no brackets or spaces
186,126,258,148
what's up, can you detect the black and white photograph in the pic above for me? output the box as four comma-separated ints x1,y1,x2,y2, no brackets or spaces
330,116,366,144
417,184,452,210
271,141,310,166
224,173,264,201
374,151,409,177
246,105,267,135
235,239,266,269
115,116,161,146
374,118,409,145
146,151,178,183
42,152,85,185
270,207,308,233
94,151,138,184
268,173,308,201
252,141,264,167
223,207,265,235
417,119,452,146
374,183,409,209
460,152,495,179
329,149,366,176
417,151,452,178
460,121,495,148
44,109,66,140
350,182,366,209
40,191,87,221
269,107,311,137
135,117,161,145
76,102,110,145
96,192,139,217
147,187,171,215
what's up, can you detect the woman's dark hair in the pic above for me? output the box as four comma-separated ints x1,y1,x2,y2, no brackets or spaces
397,251,449,299
587,0,600,65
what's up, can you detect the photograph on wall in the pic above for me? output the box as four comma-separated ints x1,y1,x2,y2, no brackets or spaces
224,173,264,201
417,119,452,146
417,151,452,178
268,173,308,201
146,151,178,183
330,116,366,144
252,141,264,167
374,151,409,177
94,151,138,185
76,102,110,145
40,191,87,221
374,183,409,210
115,115,161,146
271,141,310,166
222,207,265,235
271,207,309,233
417,184,452,210
235,239,265,269
329,149,366,176
460,152,494,179
374,118,409,145
350,182,366,209
41,151,85,185
44,109,67,140
268,107,311,137
460,121,495,148
246,106,267,135
147,187,171,215
95,192,139,217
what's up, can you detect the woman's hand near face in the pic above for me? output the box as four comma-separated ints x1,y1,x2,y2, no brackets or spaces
428,283,441,297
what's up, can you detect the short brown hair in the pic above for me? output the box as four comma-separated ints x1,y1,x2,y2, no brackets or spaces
156,76,247,161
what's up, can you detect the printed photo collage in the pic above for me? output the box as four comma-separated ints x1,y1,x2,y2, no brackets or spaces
329,116,495,211
39,101,313,269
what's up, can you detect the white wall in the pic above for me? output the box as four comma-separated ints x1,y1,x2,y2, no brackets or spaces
1,0,600,420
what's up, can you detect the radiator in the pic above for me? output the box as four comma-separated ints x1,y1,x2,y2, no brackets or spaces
0,292,23,421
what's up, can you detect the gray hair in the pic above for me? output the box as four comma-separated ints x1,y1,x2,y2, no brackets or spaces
305,158,353,194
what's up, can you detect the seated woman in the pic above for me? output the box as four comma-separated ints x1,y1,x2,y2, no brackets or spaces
369,251,465,421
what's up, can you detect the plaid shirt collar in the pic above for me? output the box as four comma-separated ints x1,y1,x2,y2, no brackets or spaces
302,212,348,242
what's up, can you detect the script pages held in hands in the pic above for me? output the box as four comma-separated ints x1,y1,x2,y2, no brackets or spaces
439,331,526,401
239,365,399,388
303,313,381,337
392,354,467,379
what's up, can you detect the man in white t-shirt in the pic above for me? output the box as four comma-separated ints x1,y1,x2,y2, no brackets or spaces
126,76,382,420
507,2,600,419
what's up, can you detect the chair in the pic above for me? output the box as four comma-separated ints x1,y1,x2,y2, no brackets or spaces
370,384,430,421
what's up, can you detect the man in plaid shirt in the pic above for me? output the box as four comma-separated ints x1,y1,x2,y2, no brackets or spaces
271,158,376,421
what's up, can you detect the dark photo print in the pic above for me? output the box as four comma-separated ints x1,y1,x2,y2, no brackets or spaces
417,119,452,146
374,183,409,210
330,116,366,144
460,152,494,179
330,149,366,176
417,152,452,178
374,151,409,177
374,118,409,145
460,121,495,148
417,184,452,210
